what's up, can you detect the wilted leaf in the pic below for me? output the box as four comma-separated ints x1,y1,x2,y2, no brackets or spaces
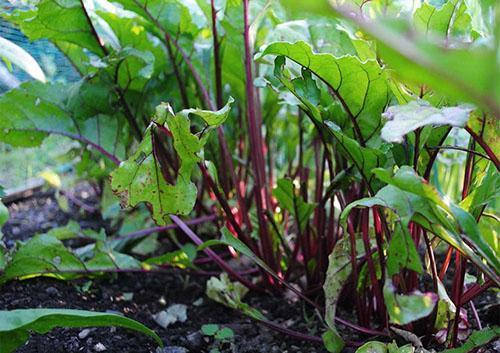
206,273,264,320
323,236,359,350
435,279,456,330
111,99,233,222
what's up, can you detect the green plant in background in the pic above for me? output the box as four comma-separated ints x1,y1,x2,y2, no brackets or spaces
0,0,498,352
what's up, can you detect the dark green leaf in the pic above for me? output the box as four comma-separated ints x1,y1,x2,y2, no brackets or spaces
386,225,422,276
272,178,315,232
0,309,162,353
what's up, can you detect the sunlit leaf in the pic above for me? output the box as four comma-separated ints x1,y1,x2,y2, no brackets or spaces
0,36,46,82
330,4,500,117
111,99,233,223
4,0,105,55
260,40,389,140
383,278,437,325
381,100,473,143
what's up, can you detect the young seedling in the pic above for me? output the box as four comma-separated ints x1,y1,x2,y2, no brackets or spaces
201,324,235,353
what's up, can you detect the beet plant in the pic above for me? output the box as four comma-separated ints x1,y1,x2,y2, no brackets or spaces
0,0,498,352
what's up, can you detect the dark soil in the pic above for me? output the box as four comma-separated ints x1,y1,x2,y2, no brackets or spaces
2,183,103,247
0,273,328,353
1,185,498,353
0,186,330,353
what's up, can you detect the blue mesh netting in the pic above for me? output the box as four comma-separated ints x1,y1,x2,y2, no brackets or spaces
0,14,81,92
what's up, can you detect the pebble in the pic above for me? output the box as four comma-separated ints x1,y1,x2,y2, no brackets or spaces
78,328,91,339
94,342,107,352
45,286,59,296
184,331,203,350
156,346,189,353
270,346,281,353
153,304,187,329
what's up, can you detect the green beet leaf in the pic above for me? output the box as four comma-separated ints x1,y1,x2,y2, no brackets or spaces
331,6,499,116
383,278,437,325
0,232,142,285
386,225,422,276
325,121,387,190
4,0,105,56
259,40,389,141
440,326,500,353
273,178,315,232
0,308,162,353
322,329,345,353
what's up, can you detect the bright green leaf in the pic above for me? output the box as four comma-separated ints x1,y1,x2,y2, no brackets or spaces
383,279,437,325
322,329,345,353
260,40,389,140
201,324,219,336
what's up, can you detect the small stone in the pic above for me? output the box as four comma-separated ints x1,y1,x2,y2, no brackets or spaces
45,286,59,296
270,346,280,353
185,331,203,350
156,347,189,353
153,304,188,329
192,298,203,307
94,343,107,352
78,329,91,339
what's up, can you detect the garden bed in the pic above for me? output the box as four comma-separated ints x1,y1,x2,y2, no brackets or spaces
0,188,330,353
